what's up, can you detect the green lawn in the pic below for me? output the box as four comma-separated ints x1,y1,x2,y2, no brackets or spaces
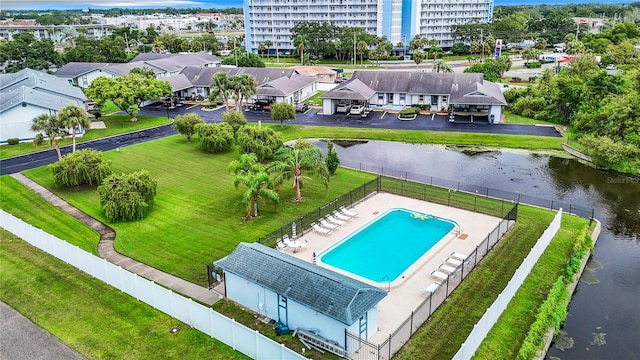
0,115,172,159
0,229,246,360
504,110,556,125
306,90,327,106
396,206,590,360
0,176,100,255
102,100,120,114
473,214,590,359
23,135,376,285
266,123,565,150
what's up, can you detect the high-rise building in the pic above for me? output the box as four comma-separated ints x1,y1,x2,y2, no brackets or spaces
243,0,493,53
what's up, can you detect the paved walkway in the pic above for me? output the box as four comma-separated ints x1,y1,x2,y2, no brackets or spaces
10,173,223,306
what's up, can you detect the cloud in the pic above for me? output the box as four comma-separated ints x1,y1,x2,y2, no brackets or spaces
1,0,209,10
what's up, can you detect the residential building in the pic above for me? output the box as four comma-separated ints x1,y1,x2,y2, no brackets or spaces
243,0,493,53
214,242,387,352
291,66,338,83
54,52,221,88
320,70,506,123
0,69,88,143
0,20,113,41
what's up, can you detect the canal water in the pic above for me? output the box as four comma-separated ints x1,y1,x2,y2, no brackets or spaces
315,140,640,359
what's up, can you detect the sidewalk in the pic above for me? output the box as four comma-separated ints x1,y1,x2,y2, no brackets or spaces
11,173,223,306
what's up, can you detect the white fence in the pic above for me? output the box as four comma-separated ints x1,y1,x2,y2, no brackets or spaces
452,208,563,360
0,210,305,360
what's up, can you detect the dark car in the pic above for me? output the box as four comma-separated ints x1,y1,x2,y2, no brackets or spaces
295,103,309,113
252,101,272,111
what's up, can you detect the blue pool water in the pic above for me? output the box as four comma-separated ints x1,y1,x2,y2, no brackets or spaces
319,209,455,283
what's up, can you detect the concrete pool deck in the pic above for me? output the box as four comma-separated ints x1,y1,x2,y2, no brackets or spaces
287,192,502,344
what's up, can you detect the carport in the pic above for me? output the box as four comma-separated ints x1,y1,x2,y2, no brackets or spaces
320,79,376,115
448,81,507,124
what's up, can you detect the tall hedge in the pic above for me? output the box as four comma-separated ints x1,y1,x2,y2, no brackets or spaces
98,170,157,222
50,149,112,187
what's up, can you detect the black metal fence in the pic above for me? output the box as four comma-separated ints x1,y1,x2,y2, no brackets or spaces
340,159,594,222
345,204,519,360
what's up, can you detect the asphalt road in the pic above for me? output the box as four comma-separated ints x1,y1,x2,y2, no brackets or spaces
0,105,559,176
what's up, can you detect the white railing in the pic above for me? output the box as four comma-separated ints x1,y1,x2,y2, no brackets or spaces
452,209,563,360
0,210,305,360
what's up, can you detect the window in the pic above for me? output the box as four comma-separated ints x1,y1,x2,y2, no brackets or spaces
442,96,448,102
399,94,406,103
388,93,394,104
419,95,424,103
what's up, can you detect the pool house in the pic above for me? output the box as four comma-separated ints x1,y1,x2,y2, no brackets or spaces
214,242,387,353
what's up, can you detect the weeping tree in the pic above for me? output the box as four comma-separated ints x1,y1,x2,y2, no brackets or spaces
173,113,204,142
267,140,330,202
98,170,157,222
194,122,234,153
236,126,282,161
228,153,279,220
50,149,112,187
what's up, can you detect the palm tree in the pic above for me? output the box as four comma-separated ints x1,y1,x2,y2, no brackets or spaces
432,59,452,73
31,113,67,161
267,142,329,203
257,43,266,57
334,40,342,61
357,40,367,66
534,37,547,50
566,39,586,56
264,40,272,58
229,154,279,220
210,72,233,111
230,74,256,111
295,34,307,65
58,105,90,153
412,50,426,71
470,41,481,58
396,41,404,58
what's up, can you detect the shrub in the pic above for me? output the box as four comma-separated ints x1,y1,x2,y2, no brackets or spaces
194,122,234,153
399,107,419,116
525,61,543,69
237,126,282,161
50,149,112,187
33,133,44,147
579,134,640,167
173,113,204,142
7,138,19,145
98,170,157,222
511,77,522,82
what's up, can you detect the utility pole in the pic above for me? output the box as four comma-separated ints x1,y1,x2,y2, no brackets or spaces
576,22,580,40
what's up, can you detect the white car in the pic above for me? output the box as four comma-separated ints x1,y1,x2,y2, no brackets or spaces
349,105,364,115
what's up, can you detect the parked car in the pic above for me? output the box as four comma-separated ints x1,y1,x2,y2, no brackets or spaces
349,105,364,115
295,103,309,112
336,102,351,113
606,64,617,70
252,101,272,111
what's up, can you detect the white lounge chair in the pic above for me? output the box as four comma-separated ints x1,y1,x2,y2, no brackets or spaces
325,214,346,226
422,282,440,296
339,206,358,217
445,257,463,267
332,210,352,222
319,219,339,230
430,270,449,284
438,263,457,274
311,223,332,235
276,241,287,252
451,252,468,261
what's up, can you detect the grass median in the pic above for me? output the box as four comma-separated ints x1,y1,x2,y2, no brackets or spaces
23,134,376,285
0,114,172,159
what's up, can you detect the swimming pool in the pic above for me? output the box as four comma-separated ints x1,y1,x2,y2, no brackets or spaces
318,208,456,284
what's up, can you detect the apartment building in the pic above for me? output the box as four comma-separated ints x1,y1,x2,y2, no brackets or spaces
244,0,493,53
0,20,113,41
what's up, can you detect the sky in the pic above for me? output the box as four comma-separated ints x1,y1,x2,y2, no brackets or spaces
0,0,632,11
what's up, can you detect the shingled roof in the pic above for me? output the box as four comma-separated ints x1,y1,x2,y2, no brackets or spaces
215,243,387,325
179,66,296,87
256,75,317,96
320,78,376,101
349,71,485,95
449,81,507,106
